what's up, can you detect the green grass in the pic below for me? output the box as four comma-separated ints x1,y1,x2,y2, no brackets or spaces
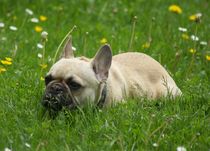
0,0,210,150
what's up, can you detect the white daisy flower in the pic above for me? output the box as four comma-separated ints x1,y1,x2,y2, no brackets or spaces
200,41,207,46
30,18,39,23
152,143,158,147
191,35,199,41
9,26,18,31
37,43,43,49
178,27,187,32
25,8,33,15
4,148,12,151
25,143,31,148
177,146,187,151
38,53,43,58
0,22,5,28
72,46,76,51
41,31,48,39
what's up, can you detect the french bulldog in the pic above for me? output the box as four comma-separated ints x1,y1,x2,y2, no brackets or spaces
41,37,182,113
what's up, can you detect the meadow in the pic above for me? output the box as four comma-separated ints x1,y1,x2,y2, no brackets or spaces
0,0,209,150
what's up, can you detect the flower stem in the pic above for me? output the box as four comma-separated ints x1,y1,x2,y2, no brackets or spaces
53,25,77,63
128,16,137,51
83,32,88,55
186,24,198,77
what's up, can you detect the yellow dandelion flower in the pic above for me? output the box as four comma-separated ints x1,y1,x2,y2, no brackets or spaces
40,15,47,22
142,42,150,49
1,60,12,65
39,63,47,69
100,38,107,44
5,57,12,62
189,48,196,54
40,76,45,81
0,67,6,73
189,13,202,22
34,26,43,32
168,4,182,14
206,55,210,61
182,34,189,40
189,15,196,21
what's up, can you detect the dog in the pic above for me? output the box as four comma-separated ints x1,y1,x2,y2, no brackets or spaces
41,37,182,113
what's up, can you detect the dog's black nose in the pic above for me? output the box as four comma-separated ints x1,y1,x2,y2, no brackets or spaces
50,84,63,94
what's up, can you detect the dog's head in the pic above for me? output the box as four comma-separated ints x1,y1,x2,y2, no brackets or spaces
41,37,112,113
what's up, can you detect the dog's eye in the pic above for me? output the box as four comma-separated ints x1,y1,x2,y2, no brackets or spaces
68,81,81,91
45,75,53,85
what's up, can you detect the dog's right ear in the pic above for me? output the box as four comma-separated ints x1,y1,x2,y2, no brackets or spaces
61,36,74,59
92,45,112,82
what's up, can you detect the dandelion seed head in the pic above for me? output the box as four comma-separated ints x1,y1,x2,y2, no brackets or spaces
41,31,48,39
196,13,202,18
189,13,202,22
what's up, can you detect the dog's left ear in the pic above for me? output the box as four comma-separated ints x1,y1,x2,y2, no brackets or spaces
92,45,112,82
61,36,74,59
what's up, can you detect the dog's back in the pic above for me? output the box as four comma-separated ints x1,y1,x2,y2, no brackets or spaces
108,52,182,100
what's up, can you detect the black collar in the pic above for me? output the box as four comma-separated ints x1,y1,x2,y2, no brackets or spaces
97,83,107,108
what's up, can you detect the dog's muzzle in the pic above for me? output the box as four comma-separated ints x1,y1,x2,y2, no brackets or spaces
41,81,76,112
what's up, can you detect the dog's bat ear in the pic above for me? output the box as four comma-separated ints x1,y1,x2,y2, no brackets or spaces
61,36,74,59
92,44,112,82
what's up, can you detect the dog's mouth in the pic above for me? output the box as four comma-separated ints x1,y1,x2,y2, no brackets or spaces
41,81,77,113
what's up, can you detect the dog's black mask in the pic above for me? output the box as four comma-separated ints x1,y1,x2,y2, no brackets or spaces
41,80,76,112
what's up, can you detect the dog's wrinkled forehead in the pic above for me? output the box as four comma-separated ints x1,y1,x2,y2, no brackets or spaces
48,58,97,83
